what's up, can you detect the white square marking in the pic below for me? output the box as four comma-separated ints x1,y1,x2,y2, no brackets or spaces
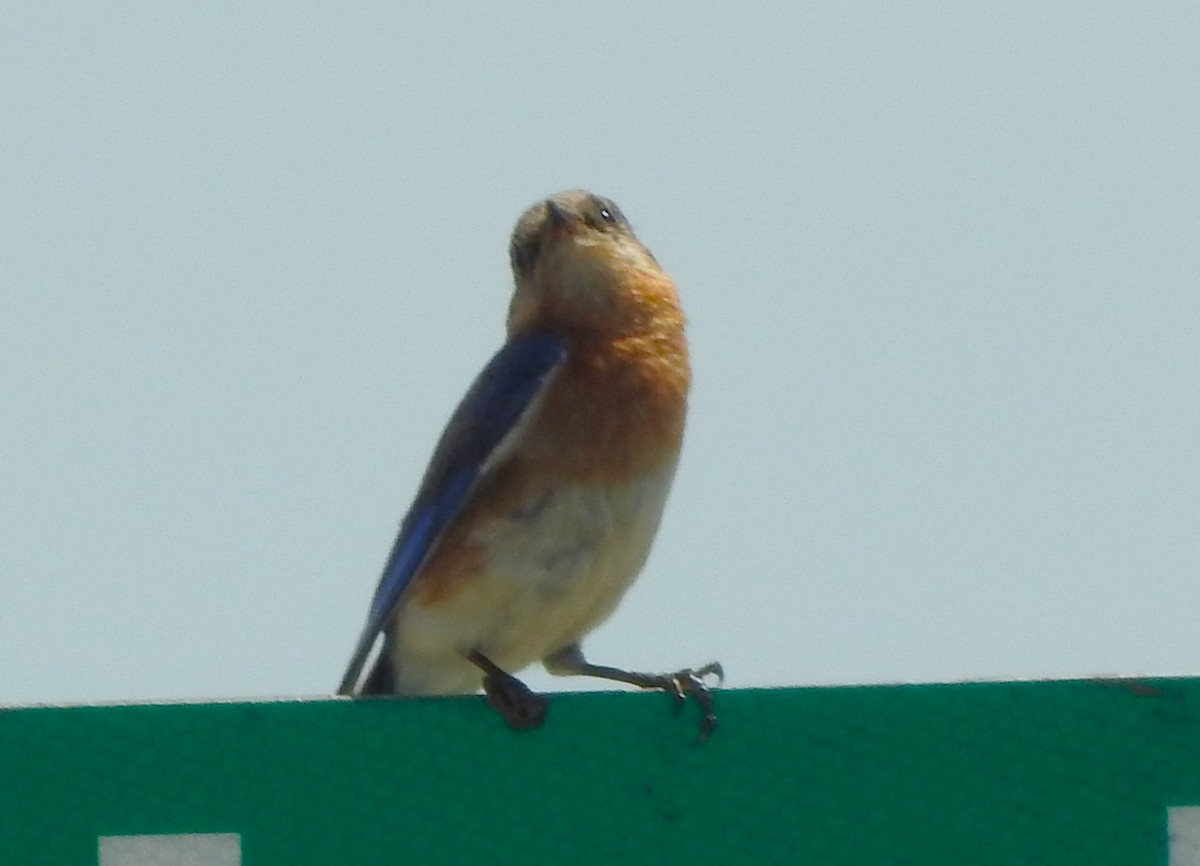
98,833,241,866
1169,807,1200,866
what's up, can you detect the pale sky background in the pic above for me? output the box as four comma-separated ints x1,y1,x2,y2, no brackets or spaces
2,6,1197,707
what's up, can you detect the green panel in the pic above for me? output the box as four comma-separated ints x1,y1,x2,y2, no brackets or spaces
3,678,1200,865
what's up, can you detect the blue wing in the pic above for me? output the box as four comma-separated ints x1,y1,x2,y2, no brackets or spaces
337,330,565,695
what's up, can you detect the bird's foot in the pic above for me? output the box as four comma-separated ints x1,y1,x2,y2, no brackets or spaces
469,650,548,730
543,645,725,742
648,662,724,742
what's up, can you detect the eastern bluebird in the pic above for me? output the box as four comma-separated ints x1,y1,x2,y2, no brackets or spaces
338,190,721,737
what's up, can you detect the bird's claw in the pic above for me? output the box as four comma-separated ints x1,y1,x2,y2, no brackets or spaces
481,669,549,730
657,662,723,742
471,650,548,730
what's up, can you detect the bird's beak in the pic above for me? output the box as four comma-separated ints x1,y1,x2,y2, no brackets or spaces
544,199,570,229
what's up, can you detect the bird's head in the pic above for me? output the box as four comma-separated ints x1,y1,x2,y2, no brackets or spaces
506,190,675,338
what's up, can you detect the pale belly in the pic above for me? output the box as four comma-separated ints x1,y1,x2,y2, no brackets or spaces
386,464,677,694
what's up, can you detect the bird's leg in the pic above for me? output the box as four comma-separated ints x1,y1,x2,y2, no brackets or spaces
467,650,549,730
543,644,724,741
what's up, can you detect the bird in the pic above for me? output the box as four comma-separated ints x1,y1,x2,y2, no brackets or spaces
337,190,721,737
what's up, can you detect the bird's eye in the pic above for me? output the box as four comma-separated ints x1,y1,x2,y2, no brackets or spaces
595,198,626,227
589,198,626,230
584,207,614,231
